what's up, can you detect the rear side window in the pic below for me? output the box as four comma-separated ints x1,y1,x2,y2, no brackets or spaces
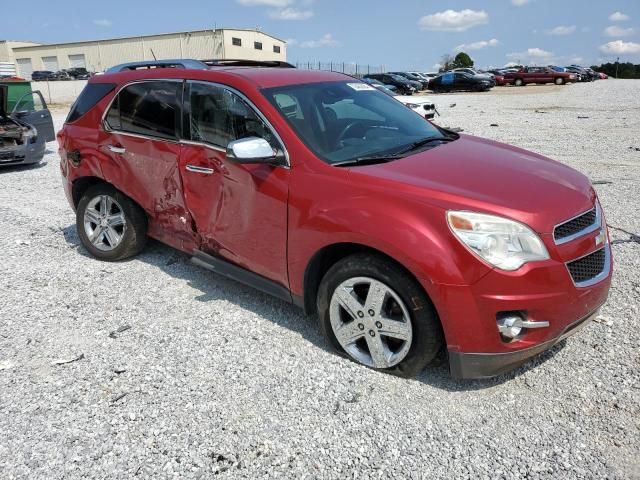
66,83,116,123
105,81,181,140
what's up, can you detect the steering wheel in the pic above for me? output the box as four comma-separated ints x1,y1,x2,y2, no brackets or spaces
336,121,371,145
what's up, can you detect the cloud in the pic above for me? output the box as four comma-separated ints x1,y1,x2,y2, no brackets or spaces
93,19,112,27
604,25,635,37
300,33,339,48
507,47,554,63
418,9,488,32
545,25,576,36
455,38,499,51
599,40,640,55
269,7,313,20
237,0,293,6
609,11,630,22
511,0,530,5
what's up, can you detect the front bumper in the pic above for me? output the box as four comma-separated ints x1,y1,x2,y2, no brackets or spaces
0,137,46,167
449,308,599,379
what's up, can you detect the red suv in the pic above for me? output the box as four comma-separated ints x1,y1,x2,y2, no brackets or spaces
58,60,612,379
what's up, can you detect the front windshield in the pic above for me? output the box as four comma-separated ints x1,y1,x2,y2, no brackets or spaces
262,81,444,165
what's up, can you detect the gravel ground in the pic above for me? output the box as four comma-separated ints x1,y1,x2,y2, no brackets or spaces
0,80,638,480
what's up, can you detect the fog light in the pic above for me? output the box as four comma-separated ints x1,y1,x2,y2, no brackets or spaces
497,315,523,339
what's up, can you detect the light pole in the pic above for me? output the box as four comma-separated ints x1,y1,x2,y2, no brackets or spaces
615,57,620,78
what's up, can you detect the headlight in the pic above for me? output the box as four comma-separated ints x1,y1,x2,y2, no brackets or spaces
22,127,38,145
447,211,550,271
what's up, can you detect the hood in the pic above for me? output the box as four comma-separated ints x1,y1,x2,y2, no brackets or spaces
350,135,595,234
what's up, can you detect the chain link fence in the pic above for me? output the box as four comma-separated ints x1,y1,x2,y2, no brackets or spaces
293,62,386,77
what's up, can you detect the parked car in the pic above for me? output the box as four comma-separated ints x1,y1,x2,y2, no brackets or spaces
376,86,437,119
504,67,576,86
451,68,496,86
31,70,55,81
58,61,612,379
0,87,55,166
597,72,609,80
363,73,416,95
65,67,92,80
428,71,493,92
390,72,428,90
565,66,595,82
52,70,73,81
362,77,398,92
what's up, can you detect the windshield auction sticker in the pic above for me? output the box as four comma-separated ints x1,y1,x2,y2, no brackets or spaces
347,83,376,91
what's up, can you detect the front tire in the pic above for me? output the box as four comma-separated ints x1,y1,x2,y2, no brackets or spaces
76,183,148,261
554,77,564,85
317,254,443,377
514,78,524,87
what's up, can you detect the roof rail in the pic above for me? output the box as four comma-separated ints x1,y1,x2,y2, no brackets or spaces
202,59,296,69
106,59,208,73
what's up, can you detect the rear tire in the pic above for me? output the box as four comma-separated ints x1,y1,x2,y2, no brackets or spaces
76,183,148,261
317,254,443,378
514,78,524,87
554,77,564,85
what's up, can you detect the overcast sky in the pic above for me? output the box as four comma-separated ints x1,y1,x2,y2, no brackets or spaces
9,0,640,70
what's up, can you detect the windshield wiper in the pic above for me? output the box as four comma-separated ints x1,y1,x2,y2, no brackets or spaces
332,153,405,167
395,136,455,155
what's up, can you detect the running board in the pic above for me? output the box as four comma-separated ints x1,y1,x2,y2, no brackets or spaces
191,251,292,304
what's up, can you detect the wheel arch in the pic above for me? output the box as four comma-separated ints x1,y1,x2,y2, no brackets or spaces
301,242,439,318
71,176,107,208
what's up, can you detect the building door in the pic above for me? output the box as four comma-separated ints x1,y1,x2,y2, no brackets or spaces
68,54,86,68
16,59,32,80
42,56,58,72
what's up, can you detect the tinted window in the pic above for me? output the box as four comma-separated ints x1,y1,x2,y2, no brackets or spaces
254,42,263,50
232,37,242,46
187,82,277,149
66,83,115,123
264,81,444,164
273,45,281,54
105,81,181,140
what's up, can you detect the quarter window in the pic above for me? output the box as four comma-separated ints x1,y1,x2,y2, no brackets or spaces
105,81,181,140
187,82,277,149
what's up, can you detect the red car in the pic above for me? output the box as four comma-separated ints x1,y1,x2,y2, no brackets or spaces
58,61,612,379
505,67,576,86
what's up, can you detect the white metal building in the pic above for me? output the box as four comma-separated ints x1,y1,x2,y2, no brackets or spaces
0,29,287,80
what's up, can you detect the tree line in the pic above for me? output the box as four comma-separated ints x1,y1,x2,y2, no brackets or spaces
590,62,640,79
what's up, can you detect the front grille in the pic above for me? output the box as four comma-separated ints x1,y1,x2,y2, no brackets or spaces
567,248,606,284
554,208,597,242
0,152,23,162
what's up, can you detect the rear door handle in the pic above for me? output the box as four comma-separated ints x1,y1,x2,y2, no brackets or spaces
107,145,126,154
186,165,214,175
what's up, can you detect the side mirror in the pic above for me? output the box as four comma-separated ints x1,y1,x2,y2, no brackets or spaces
226,137,284,166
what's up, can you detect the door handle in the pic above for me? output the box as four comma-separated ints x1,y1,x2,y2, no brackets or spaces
186,165,214,175
107,145,126,154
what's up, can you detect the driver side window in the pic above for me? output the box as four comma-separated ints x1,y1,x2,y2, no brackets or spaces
187,82,276,149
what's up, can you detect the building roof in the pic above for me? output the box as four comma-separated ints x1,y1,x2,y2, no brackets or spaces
9,28,286,51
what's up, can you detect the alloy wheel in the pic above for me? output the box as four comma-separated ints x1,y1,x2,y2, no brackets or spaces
83,194,126,251
329,276,413,369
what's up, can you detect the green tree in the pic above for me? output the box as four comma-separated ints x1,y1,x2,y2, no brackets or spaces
452,52,474,69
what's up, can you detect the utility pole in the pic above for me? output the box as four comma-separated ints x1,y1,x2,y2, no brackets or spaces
615,57,620,78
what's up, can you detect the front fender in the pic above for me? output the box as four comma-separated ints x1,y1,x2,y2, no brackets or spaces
287,170,492,299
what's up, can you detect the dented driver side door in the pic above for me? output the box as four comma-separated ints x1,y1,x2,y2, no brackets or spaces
178,81,290,287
